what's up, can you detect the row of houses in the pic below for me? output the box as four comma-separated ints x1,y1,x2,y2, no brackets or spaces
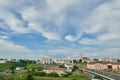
43,68,65,74
87,62,120,72
36,57,72,64
36,57,74,74
43,63,74,75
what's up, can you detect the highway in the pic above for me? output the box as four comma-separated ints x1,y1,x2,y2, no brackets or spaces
80,68,120,80
95,71,120,80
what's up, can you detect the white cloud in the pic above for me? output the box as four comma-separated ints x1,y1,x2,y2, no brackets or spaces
0,36,9,39
0,0,120,59
64,35,79,42
92,48,120,59
28,22,60,40
79,0,120,47
0,39,44,60
0,39,30,52
79,38,99,45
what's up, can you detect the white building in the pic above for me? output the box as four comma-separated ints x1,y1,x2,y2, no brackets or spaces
43,68,66,75
87,62,120,72
65,63,74,72
57,60,70,64
16,67,24,71
64,63,74,68
0,60,7,63
37,57,52,64
101,58,118,62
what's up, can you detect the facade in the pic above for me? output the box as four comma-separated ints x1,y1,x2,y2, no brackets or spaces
37,57,52,64
0,60,7,63
87,62,120,72
57,60,70,64
65,63,73,68
16,67,24,71
65,63,74,72
43,68,66,74
101,58,118,62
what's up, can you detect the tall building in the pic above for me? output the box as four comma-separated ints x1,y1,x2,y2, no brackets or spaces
37,57,52,64
80,52,83,60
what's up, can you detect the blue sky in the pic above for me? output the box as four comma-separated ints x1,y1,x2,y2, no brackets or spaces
0,0,120,60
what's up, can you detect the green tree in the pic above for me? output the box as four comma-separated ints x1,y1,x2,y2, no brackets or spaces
59,64,65,68
94,59,99,62
9,66,15,74
25,74,34,80
73,60,77,63
32,72,46,76
37,66,44,71
38,72,46,76
47,72,59,77
72,65,78,72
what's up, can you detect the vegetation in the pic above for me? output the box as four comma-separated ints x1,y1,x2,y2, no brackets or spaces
47,72,59,77
0,60,90,80
72,65,78,71
0,63,14,72
59,64,65,68
25,74,34,80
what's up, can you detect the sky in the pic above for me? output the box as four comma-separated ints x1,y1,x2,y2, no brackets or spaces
0,0,120,60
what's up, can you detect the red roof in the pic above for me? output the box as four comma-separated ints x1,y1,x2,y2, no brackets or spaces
88,62,120,65
83,57,90,60
57,60,70,61
45,68,65,71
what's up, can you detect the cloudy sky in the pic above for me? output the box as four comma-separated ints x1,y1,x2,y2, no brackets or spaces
0,0,120,60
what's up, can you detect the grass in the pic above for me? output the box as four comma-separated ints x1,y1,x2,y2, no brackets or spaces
0,69,91,80
34,70,90,80
0,63,14,71
25,64,58,69
0,63,90,80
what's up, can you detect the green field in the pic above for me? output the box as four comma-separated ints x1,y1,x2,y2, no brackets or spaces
0,69,91,80
0,63,14,71
0,63,91,80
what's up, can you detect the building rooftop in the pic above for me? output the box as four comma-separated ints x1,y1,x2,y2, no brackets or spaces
88,62,120,65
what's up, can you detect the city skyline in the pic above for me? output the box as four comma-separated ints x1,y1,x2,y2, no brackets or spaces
0,0,120,60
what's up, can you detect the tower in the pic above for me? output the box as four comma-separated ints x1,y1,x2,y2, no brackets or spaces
80,52,83,60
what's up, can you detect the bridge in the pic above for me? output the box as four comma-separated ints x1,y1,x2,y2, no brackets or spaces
79,68,120,80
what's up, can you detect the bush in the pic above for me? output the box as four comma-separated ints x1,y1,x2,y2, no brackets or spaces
25,74,34,80
32,72,46,76
59,64,65,68
47,72,59,77
38,72,46,76
72,65,78,71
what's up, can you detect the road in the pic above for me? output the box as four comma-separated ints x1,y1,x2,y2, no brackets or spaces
80,68,120,80
96,71,120,80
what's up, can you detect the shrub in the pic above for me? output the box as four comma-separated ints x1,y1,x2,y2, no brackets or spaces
32,71,46,76
25,74,34,80
59,64,65,68
47,72,59,77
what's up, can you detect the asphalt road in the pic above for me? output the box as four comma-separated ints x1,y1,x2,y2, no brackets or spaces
96,71,120,80
80,68,120,80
